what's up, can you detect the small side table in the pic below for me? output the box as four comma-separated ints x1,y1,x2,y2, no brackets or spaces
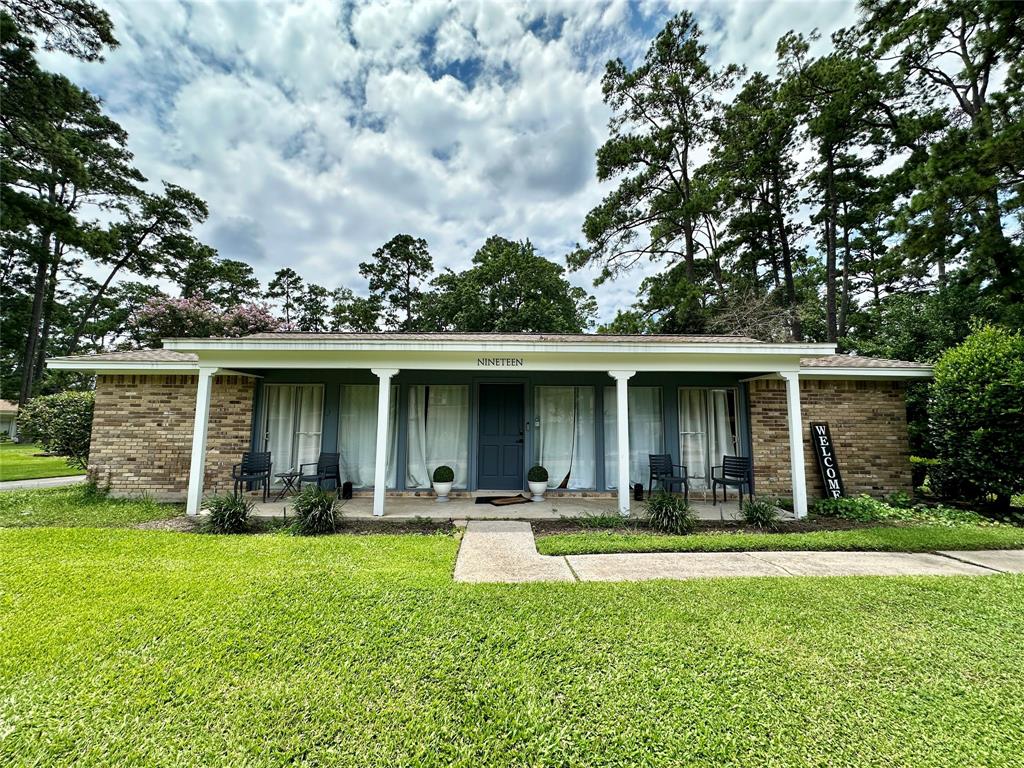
273,471,300,502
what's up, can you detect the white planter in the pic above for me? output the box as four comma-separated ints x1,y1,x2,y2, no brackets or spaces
432,481,453,502
528,480,547,502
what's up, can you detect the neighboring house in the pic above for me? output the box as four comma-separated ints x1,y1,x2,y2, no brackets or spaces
47,332,931,518
0,399,18,441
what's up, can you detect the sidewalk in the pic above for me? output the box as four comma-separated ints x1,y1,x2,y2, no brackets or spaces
453,521,1024,583
0,475,86,491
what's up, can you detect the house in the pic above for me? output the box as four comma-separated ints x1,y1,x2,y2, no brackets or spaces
46,332,932,518
0,399,18,441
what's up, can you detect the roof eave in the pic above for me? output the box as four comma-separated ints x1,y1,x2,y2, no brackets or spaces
799,367,933,379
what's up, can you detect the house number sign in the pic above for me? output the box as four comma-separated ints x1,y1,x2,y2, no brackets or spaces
810,422,845,498
477,357,524,367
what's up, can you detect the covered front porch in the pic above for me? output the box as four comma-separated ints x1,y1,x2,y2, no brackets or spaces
174,333,830,520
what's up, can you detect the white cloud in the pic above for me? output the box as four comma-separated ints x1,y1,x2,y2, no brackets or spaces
38,0,861,324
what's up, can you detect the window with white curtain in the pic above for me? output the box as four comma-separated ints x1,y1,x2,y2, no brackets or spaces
338,384,399,488
679,388,739,489
534,386,596,489
406,385,470,489
603,387,664,489
262,384,324,478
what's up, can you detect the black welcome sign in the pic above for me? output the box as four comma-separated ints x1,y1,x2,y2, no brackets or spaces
810,422,845,498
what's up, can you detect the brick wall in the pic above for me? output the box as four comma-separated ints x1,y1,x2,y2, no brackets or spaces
748,378,912,499
88,374,255,500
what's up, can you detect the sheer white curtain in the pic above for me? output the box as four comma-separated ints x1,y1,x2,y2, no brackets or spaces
338,384,398,488
406,385,469,489
679,388,739,489
535,386,596,489
263,384,323,477
678,389,709,488
708,389,738,470
603,387,663,489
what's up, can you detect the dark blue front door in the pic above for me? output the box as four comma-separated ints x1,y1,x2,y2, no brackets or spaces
477,383,524,489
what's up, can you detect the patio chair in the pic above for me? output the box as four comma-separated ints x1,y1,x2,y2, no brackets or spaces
298,452,341,493
232,451,272,502
648,454,689,504
711,455,753,509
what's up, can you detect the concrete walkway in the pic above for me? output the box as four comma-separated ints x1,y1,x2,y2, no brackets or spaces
453,521,1024,583
0,475,86,491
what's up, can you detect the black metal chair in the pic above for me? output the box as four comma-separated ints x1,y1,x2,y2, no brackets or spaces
712,455,753,508
648,453,689,504
298,452,341,493
232,451,272,502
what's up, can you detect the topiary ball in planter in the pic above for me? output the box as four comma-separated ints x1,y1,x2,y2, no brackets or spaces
432,465,454,502
527,465,548,502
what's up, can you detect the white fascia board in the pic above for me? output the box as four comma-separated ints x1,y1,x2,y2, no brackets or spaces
163,337,837,358
799,367,932,379
46,360,258,377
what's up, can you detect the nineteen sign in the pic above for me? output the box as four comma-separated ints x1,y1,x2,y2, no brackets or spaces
810,422,845,498
477,357,524,367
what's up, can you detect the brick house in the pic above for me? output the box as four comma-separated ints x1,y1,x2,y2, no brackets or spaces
47,332,931,518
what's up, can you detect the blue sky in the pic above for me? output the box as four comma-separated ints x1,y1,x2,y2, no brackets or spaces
42,0,858,323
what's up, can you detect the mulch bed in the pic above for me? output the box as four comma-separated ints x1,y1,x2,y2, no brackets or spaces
531,516,876,537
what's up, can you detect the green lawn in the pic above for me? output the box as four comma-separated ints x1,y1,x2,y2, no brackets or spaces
536,524,1024,556
1,528,1023,767
0,484,181,528
0,442,82,482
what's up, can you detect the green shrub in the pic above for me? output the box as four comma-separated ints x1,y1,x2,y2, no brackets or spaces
202,493,252,534
17,391,94,468
644,491,695,535
290,486,340,535
527,465,548,483
579,512,627,529
884,490,914,509
909,456,939,488
432,465,454,483
813,494,1006,528
742,497,780,529
929,325,1024,510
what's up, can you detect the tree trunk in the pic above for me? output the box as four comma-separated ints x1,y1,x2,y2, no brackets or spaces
838,209,851,340
19,182,57,406
33,240,63,386
824,149,838,343
65,253,133,355
770,165,802,341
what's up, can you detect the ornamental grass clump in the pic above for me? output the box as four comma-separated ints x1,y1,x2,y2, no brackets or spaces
644,490,695,535
742,497,780,529
202,493,252,534
290,486,341,535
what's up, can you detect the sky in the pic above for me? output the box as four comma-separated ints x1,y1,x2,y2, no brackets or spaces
41,0,860,324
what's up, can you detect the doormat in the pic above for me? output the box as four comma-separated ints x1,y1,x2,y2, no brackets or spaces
475,495,531,506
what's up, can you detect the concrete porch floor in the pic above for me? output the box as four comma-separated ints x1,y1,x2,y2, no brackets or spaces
251,492,756,522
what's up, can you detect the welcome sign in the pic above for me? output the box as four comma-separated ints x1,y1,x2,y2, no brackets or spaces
810,422,845,498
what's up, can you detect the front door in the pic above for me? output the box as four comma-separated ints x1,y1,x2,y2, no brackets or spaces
477,383,524,489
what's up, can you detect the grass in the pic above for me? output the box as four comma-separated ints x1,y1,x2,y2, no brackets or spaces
536,525,1024,556
0,484,181,528
1,528,1023,767
0,442,82,482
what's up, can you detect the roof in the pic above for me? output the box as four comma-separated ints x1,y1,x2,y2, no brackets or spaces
800,354,929,370
47,349,198,364
224,331,766,344
0,399,18,413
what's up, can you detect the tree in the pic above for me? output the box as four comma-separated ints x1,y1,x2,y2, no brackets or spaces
0,0,117,61
17,390,94,467
266,267,303,327
177,246,260,309
295,283,330,332
858,0,1024,299
128,295,279,347
929,324,1024,511
328,287,378,332
359,234,432,331
420,236,596,333
568,12,741,328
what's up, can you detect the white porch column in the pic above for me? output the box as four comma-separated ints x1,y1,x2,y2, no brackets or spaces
371,368,398,517
608,370,635,516
781,370,808,519
186,366,217,516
